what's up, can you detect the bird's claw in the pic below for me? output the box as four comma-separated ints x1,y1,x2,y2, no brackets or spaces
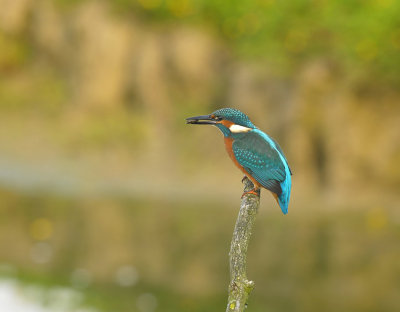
241,188,260,198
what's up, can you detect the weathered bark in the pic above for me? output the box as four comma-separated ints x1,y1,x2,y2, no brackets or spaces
226,177,260,312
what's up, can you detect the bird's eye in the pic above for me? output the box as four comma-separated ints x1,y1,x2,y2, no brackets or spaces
214,116,223,121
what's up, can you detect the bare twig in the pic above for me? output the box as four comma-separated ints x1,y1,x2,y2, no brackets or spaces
226,177,260,312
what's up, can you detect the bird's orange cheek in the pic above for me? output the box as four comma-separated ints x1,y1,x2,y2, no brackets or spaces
219,120,234,128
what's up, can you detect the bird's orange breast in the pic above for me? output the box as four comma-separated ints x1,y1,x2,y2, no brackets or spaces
223,136,261,188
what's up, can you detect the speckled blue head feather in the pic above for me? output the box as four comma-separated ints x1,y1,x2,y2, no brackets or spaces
212,108,256,129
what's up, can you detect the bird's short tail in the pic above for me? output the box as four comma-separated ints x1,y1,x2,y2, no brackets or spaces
277,177,291,215
272,192,289,215
278,193,289,215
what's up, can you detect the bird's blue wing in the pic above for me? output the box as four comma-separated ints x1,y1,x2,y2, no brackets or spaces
270,137,292,175
232,131,286,195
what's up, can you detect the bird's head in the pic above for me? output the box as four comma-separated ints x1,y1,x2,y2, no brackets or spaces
186,108,256,137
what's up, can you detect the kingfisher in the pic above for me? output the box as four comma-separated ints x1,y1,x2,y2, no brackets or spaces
186,108,292,214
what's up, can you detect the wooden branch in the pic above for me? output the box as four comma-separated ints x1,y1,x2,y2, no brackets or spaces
226,177,260,312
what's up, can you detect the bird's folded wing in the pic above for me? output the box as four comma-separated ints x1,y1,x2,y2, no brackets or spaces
233,132,286,195
270,137,292,175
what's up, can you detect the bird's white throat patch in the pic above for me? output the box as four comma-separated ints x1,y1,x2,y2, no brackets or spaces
229,124,252,133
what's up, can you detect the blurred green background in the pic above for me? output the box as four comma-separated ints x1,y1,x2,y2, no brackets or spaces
0,0,399,311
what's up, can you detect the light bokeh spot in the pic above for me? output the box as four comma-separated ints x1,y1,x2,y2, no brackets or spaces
29,218,53,241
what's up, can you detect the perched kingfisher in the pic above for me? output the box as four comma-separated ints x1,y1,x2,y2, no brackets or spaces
186,108,292,214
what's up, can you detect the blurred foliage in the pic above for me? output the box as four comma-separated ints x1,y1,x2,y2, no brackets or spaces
93,0,400,84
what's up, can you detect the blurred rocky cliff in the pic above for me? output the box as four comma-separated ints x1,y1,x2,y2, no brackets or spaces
0,0,399,200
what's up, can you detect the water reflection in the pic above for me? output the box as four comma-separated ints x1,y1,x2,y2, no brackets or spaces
0,279,98,312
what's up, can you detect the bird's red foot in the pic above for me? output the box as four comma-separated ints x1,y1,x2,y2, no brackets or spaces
241,188,260,198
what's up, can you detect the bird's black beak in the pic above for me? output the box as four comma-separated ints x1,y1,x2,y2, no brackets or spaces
186,114,216,125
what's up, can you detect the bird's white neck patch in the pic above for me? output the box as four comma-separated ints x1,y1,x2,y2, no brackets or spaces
229,124,252,133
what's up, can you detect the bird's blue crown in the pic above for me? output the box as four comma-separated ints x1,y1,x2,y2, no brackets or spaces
212,108,256,128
